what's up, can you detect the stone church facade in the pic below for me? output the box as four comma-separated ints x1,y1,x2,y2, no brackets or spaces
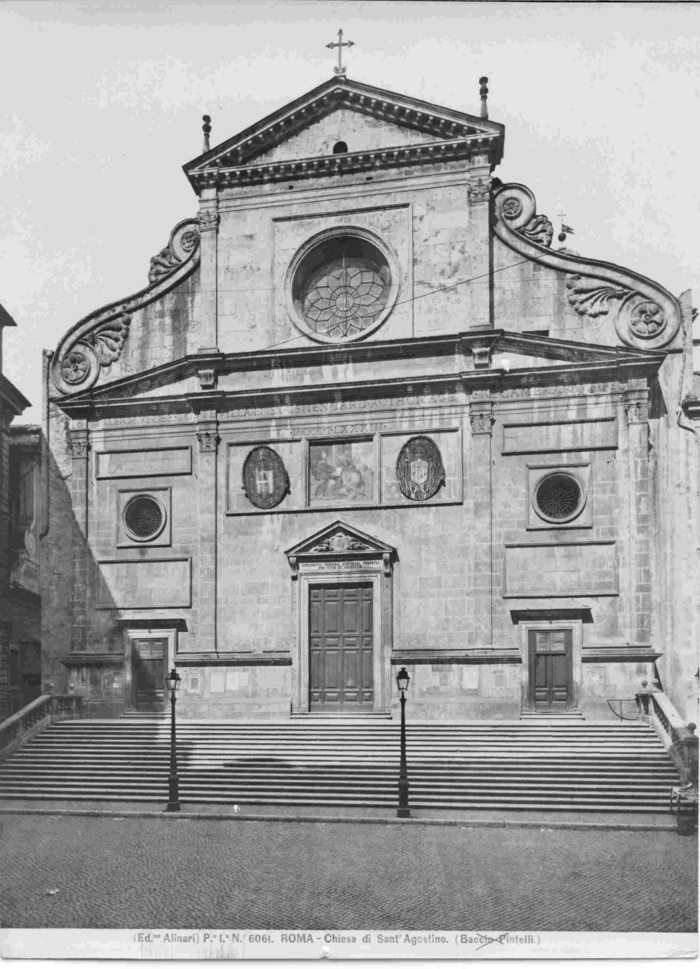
42,76,698,723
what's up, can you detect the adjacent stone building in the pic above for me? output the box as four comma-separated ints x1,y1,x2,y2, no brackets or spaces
42,74,698,723
1,305,42,718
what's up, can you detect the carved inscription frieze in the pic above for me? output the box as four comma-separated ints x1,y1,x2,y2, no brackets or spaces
299,560,380,572
95,413,195,428
482,381,626,402
220,390,464,421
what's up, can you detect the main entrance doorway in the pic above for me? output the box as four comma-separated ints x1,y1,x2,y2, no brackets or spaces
309,584,373,711
527,629,573,711
131,638,167,711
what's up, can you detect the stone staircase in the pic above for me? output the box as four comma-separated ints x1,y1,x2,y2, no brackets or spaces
0,718,680,813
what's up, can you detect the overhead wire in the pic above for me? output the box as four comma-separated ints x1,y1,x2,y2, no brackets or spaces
258,256,532,353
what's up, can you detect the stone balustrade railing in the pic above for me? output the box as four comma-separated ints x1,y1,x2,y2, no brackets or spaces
635,684,698,788
0,694,85,761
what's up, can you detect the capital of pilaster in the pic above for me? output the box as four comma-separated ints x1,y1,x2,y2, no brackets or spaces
67,431,90,459
196,427,220,453
624,390,650,425
469,401,493,435
467,175,491,205
197,209,219,233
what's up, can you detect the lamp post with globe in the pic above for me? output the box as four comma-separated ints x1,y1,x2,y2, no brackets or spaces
396,667,411,818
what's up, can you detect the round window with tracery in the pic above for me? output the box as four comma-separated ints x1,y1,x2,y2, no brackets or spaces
124,495,166,542
290,234,394,343
534,472,585,524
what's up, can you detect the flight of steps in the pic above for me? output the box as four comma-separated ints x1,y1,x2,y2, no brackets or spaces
0,718,680,813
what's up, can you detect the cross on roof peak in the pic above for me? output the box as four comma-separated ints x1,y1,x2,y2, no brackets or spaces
326,29,354,77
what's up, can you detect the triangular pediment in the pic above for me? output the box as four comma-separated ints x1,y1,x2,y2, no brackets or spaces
285,520,395,560
184,77,503,185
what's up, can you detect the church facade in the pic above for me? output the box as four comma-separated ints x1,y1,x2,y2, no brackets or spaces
41,75,698,724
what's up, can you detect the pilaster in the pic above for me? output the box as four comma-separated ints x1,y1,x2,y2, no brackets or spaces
466,155,492,330
67,425,90,652
195,412,220,652
197,192,220,353
624,387,652,646
468,399,494,647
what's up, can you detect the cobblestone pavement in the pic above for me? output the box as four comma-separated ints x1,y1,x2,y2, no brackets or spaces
0,814,696,932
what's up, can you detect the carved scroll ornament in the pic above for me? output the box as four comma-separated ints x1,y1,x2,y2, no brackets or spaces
566,275,673,349
148,222,200,283
310,532,373,553
493,182,681,350
52,218,200,396
496,185,553,249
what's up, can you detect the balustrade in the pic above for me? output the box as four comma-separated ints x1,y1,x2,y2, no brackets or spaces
0,694,85,760
635,682,698,788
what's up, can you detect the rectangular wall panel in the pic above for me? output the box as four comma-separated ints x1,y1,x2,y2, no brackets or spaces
96,448,192,479
96,558,191,608
504,542,617,597
502,419,617,454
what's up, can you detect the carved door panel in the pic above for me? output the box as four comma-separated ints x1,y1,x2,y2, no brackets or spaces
309,585,373,710
132,638,167,711
528,629,573,711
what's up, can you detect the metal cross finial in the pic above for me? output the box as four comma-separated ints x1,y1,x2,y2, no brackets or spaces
326,29,354,77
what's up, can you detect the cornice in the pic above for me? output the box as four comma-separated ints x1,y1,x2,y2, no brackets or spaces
0,374,31,416
184,77,504,190
493,182,683,353
54,329,666,420
187,136,499,193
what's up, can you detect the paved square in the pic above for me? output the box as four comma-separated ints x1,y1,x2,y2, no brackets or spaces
1,814,696,932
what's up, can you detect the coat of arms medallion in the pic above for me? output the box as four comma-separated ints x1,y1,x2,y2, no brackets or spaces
242,446,290,509
396,436,445,501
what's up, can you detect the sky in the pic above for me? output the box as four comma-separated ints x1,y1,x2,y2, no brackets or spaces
2,0,699,423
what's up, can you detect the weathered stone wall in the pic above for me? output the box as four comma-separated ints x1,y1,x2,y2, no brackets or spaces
216,171,486,354
41,402,77,696
650,294,700,724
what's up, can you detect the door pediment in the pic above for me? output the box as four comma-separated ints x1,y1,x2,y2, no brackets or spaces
286,520,396,578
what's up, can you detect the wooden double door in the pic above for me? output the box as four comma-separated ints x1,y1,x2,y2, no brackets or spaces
528,629,574,711
309,584,374,711
131,638,168,711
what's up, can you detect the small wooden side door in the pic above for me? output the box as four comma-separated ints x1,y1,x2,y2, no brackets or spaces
528,629,573,711
132,638,167,711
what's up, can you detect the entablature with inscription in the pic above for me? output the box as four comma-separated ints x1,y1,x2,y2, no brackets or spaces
55,327,665,427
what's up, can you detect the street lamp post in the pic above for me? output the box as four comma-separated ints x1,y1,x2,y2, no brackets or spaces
165,667,181,813
396,667,411,818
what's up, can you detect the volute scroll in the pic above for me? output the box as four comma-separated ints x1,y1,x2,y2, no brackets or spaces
52,217,201,397
493,182,681,350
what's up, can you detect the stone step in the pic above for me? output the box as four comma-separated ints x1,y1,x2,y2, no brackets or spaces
0,719,679,813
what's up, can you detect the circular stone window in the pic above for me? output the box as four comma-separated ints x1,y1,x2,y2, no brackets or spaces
123,494,166,542
533,471,585,524
288,231,398,344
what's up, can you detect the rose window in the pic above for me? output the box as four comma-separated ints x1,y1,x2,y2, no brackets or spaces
291,235,392,342
124,495,166,541
534,472,584,523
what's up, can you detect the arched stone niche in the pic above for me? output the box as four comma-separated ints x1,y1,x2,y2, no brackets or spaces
285,520,396,715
